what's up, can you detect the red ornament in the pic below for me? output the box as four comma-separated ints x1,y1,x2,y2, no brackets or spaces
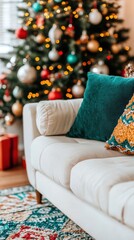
40,69,50,79
106,55,112,61
65,24,75,37
15,27,28,39
58,51,63,56
48,88,63,100
121,69,126,77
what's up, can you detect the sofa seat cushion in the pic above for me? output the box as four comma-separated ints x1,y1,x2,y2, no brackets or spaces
31,136,122,189
70,156,134,213
109,181,134,229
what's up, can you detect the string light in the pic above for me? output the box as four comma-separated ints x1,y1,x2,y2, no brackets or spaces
35,57,40,62
32,24,37,29
64,71,69,75
66,93,72,98
124,46,130,51
45,44,50,48
44,90,49,94
27,1,31,6
57,65,62,69
99,47,103,52
49,66,54,71
25,12,29,17
36,66,41,70
61,26,66,30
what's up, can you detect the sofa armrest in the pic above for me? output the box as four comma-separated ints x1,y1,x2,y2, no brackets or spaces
36,98,83,136
23,102,40,187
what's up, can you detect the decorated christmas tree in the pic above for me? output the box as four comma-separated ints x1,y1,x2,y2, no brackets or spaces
0,0,133,126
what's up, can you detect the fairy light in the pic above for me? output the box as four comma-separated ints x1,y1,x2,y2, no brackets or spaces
67,88,71,92
25,12,29,17
56,9,61,14
106,32,110,36
61,26,66,31
40,26,45,30
66,93,72,98
45,38,50,42
99,47,103,52
45,44,50,48
74,14,79,18
40,80,52,86
32,24,37,29
73,11,76,15
124,46,130,51
87,60,91,65
27,1,32,6
44,90,49,94
49,13,54,17
56,40,60,44
57,65,62,69
36,66,41,70
82,62,87,66
106,16,109,20
64,71,69,75
35,57,40,62
100,33,104,37
49,66,54,71
62,1,67,5
114,33,118,38
29,18,33,21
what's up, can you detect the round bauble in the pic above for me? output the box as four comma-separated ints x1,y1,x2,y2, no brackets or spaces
40,68,50,79
36,33,45,44
3,89,11,102
15,27,28,39
12,86,23,99
89,9,102,25
48,48,59,61
48,24,62,44
48,88,63,100
5,113,14,126
90,60,109,75
111,44,122,54
32,2,43,12
72,82,85,98
54,0,62,2
87,39,100,52
17,64,37,84
67,53,78,64
36,15,45,27
12,101,23,117
65,24,75,38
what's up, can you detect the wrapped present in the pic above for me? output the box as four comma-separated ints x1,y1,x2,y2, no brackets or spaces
0,134,18,170
0,135,10,170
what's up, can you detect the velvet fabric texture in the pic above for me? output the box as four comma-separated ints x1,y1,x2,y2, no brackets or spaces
106,94,134,154
67,72,134,141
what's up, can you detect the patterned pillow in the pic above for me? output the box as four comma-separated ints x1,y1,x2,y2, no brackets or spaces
106,95,134,154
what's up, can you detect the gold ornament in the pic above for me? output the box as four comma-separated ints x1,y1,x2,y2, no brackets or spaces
5,113,14,126
87,39,100,52
36,33,45,44
111,44,122,54
12,101,23,117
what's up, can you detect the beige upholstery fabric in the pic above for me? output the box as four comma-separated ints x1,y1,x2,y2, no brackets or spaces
109,181,134,229
36,99,82,135
31,136,123,189
70,156,134,213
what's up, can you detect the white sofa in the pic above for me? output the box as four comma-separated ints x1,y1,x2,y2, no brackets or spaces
23,98,134,240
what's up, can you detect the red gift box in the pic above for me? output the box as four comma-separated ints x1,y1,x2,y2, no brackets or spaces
0,134,18,170
0,135,10,170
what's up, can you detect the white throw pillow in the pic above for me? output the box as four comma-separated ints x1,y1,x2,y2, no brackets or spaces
36,99,82,135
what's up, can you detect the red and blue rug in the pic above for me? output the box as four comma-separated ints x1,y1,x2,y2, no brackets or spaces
0,185,94,239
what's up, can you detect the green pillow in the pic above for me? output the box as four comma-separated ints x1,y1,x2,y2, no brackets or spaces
105,94,134,154
67,72,134,141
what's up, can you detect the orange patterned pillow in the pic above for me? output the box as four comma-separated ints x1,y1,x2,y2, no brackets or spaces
106,95,134,154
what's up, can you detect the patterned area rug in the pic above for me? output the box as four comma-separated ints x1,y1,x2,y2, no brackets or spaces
0,185,94,239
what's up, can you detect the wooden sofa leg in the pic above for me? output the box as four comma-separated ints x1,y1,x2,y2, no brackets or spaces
35,190,42,204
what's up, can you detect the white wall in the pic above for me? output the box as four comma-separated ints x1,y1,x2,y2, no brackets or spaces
120,0,134,55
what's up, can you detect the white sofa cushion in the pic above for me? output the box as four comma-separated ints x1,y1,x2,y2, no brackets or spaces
109,181,134,229
70,156,134,213
31,136,123,189
36,99,82,135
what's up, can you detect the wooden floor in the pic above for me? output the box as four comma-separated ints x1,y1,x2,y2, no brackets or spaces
0,165,29,190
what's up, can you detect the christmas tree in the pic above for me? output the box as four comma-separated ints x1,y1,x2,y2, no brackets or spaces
0,0,133,126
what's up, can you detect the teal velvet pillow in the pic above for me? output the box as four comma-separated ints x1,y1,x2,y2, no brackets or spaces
67,72,134,141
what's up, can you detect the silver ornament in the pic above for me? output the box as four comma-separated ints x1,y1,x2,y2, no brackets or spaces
48,47,59,61
48,24,62,44
90,60,109,75
17,64,37,84
13,86,23,99
89,9,102,25
72,82,85,98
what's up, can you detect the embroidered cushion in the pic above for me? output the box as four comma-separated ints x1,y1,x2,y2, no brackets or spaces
67,72,134,141
106,95,134,154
